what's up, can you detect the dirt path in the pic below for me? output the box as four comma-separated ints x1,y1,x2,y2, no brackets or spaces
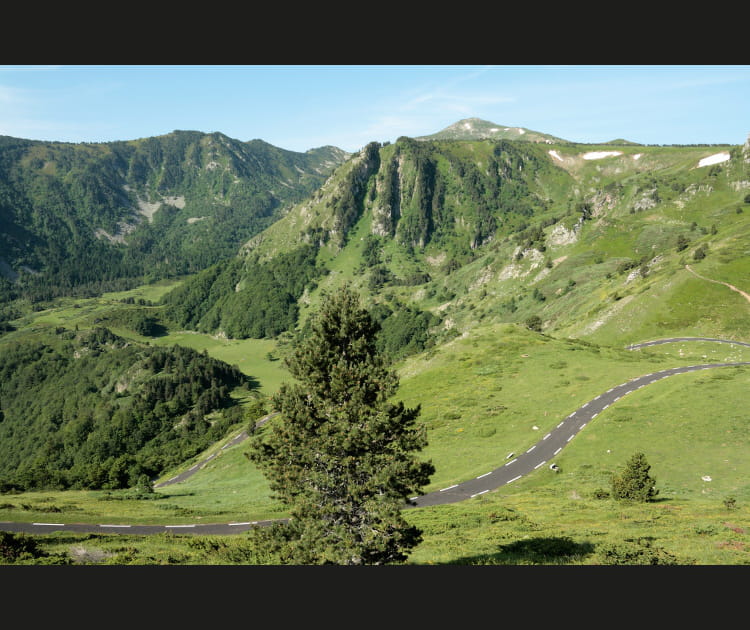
686,265,750,305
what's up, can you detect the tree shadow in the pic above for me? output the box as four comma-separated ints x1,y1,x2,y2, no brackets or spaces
448,536,596,565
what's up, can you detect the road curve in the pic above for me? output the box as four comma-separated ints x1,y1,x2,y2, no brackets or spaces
154,412,279,488
2,340,749,536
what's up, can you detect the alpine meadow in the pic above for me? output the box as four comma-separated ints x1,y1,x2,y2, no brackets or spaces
2,116,750,566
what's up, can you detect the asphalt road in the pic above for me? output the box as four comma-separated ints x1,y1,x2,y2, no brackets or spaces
2,338,748,536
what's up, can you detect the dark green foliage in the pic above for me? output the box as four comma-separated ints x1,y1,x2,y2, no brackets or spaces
331,142,380,246
525,314,543,333
693,244,708,261
162,244,323,338
0,133,344,305
371,302,439,361
610,452,659,502
596,538,679,565
247,285,434,565
676,234,690,252
0,328,251,491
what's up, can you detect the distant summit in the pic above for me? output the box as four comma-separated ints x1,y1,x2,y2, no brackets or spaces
415,117,568,144
602,138,643,146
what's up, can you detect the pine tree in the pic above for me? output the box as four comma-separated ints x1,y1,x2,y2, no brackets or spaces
611,452,659,502
247,285,434,565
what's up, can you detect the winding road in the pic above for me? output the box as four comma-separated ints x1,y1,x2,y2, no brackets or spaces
2,338,749,536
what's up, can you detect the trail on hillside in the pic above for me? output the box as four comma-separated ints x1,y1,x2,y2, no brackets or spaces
686,265,750,305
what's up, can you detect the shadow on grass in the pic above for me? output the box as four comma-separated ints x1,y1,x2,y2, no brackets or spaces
448,536,596,565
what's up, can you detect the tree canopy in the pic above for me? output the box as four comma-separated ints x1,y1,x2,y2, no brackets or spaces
247,285,434,565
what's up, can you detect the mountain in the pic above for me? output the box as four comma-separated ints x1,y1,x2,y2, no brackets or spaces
163,131,750,352
0,131,349,303
415,117,569,144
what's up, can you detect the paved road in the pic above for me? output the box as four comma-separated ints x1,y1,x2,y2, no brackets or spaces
154,412,278,489
626,337,750,350
2,339,748,536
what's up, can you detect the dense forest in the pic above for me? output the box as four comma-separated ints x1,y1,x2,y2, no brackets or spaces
0,132,346,304
0,327,252,492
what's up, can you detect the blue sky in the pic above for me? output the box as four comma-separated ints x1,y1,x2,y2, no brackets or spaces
0,65,748,153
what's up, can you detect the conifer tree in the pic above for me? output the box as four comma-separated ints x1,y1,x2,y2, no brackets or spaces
611,452,659,502
247,284,434,565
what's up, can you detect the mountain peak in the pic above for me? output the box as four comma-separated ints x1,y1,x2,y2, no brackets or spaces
416,118,567,144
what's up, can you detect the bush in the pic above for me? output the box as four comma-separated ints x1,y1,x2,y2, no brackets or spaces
525,315,542,333
610,452,658,502
596,538,680,565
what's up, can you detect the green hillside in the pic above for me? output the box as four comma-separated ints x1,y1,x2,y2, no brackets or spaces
0,132,347,304
162,133,750,352
1,122,749,565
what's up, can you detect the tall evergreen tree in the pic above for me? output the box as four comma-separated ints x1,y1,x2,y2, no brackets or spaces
247,285,434,565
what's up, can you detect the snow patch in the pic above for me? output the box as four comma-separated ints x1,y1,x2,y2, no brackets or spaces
582,151,623,160
633,153,642,160
548,150,564,162
697,152,730,168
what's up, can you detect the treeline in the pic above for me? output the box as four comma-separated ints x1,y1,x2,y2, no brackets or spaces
0,327,252,492
162,243,325,339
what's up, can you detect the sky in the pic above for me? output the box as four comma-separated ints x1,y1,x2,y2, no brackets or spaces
0,65,748,153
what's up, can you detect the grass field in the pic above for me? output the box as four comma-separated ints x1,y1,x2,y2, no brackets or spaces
3,324,749,565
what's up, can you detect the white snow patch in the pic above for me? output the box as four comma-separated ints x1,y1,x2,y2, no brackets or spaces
633,153,642,160
548,150,564,162
697,152,730,168
517,128,525,135
582,151,623,160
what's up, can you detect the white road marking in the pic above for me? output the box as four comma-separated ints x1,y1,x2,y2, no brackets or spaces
507,475,522,484
166,524,195,528
582,402,589,408
543,433,551,440
33,523,64,526
471,490,489,498
229,522,252,526
440,484,459,491
567,435,574,442
99,524,131,528
527,445,536,452
189,465,198,471
602,404,609,410
505,458,517,466
534,461,547,469
554,447,562,455
477,472,492,479
558,421,565,427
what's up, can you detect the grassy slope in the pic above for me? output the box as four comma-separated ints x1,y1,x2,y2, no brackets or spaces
3,142,750,564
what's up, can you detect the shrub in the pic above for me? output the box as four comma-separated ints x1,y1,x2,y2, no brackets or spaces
610,452,658,502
